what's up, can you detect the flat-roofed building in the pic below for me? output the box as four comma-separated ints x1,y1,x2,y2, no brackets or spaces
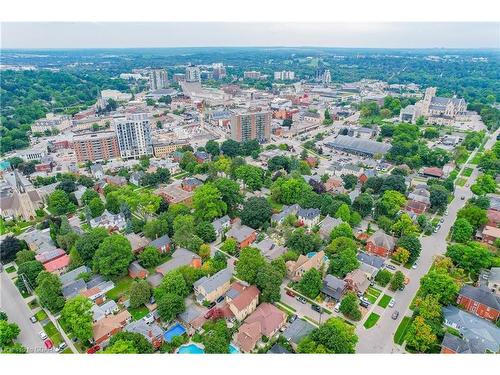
230,109,271,143
73,131,120,162
152,140,189,158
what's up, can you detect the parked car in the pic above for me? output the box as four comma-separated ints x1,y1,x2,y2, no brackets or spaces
204,308,215,319
286,290,295,297
206,301,216,309
359,296,370,305
44,339,53,350
57,342,67,352
385,264,396,271
216,296,225,304
86,345,100,354
311,304,322,313
360,300,370,308
334,302,341,313
444,210,449,216
296,296,307,304
288,314,298,323
391,311,400,320
30,316,37,323
461,196,465,200
143,313,154,324
411,262,418,269
39,331,48,340
388,299,396,308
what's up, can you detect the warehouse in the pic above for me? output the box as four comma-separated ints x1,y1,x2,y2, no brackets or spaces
325,135,392,157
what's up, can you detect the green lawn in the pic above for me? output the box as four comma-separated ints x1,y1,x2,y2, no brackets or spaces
470,153,482,165
35,309,48,322
394,316,412,345
43,321,63,346
378,294,392,308
128,305,149,321
363,313,380,329
61,348,73,354
106,276,134,301
461,167,473,177
364,286,382,304
5,265,16,273
455,177,467,187
28,299,39,309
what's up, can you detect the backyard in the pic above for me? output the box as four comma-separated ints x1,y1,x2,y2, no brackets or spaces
106,276,134,301
128,305,150,321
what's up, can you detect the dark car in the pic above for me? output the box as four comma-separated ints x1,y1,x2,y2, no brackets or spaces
216,296,225,304
207,301,216,309
311,304,322,313
296,296,307,304
391,311,400,320
385,264,396,271
288,314,298,323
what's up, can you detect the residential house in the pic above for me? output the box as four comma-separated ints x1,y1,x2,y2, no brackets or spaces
487,209,500,227
440,332,473,354
124,319,164,349
422,167,444,179
91,300,119,323
129,261,148,279
324,177,345,194
62,279,87,299
90,164,104,180
236,303,286,353
457,285,500,322
405,200,428,215
487,194,500,212
194,151,210,163
485,267,500,296
286,251,325,282
226,225,257,248
321,274,347,301
149,248,201,287
366,230,396,257
193,268,232,303
268,343,291,354
345,269,370,295
477,226,500,245
35,248,66,264
129,171,145,186
178,302,207,335
271,204,299,225
318,215,342,240
226,283,260,322
212,215,231,239
104,175,127,187
442,305,500,353
254,239,286,261
297,207,320,227
126,233,150,253
149,233,172,253
59,265,91,286
89,210,126,232
92,310,132,346
43,254,70,275
283,318,315,350
155,184,193,205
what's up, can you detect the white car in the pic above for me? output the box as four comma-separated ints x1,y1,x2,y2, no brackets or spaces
412,263,418,269
39,331,48,340
388,299,396,308
444,210,449,216
334,302,341,313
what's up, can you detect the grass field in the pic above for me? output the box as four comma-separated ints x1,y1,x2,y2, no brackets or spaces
394,316,412,345
363,313,380,329
5,265,16,273
461,167,473,177
378,294,392,308
455,177,468,187
364,286,382,304
43,322,63,346
128,305,149,321
35,309,48,322
470,153,482,165
106,276,134,301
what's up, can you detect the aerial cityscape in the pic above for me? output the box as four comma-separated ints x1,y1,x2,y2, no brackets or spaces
0,22,499,358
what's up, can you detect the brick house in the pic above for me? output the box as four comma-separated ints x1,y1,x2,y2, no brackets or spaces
366,230,396,257
457,285,500,323
149,234,172,254
226,225,257,248
226,283,260,322
124,319,164,350
478,226,500,245
92,310,132,345
129,261,148,279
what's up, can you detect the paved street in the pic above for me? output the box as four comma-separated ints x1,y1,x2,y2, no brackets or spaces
355,128,499,353
0,270,47,353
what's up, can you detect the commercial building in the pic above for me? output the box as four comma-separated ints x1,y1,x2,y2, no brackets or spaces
30,113,72,134
185,65,201,82
73,131,120,162
149,69,169,91
152,140,189,158
114,113,153,158
244,71,262,79
325,135,392,157
230,109,271,143
274,71,295,80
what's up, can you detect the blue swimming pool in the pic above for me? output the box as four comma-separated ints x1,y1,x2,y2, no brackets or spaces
229,344,240,354
306,251,329,262
177,343,204,354
164,323,186,343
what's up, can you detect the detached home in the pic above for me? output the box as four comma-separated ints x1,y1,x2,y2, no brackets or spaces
457,285,500,323
193,268,232,303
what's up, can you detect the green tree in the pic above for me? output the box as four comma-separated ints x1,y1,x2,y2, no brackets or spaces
143,218,169,240
419,270,460,305
108,332,154,353
286,227,322,254
205,140,220,157
339,292,362,321
202,319,230,354
48,189,76,215
195,222,217,243
193,183,227,222
104,339,137,353
81,188,100,205
352,193,374,217
397,235,422,264
457,203,488,230
256,263,283,303
236,247,266,285
298,268,322,299
88,197,105,218
405,316,437,353
392,247,410,264
376,190,406,218
156,270,190,299
74,228,109,265
0,236,27,263
93,234,134,277
129,279,152,308
240,197,273,229
61,296,93,342
390,271,405,291
451,218,473,243
429,185,449,210
329,249,359,278
342,174,358,190
375,269,392,287
0,320,20,348
325,237,357,257
471,174,497,195
391,214,419,237
172,215,203,252
2,343,27,353
330,222,353,240
138,246,162,268
235,164,264,191
213,178,243,213
17,260,44,288
156,293,185,322
35,271,65,313
297,317,358,354
446,242,491,277
15,250,35,265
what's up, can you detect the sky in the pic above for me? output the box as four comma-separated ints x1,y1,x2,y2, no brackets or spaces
1,22,499,49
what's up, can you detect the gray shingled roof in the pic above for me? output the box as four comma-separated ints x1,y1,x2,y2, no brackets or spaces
193,268,232,295
357,252,385,269
59,266,90,286
326,135,392,156
459,285,500,311
321,274,346,300
283,318,315,344
441,332,472,353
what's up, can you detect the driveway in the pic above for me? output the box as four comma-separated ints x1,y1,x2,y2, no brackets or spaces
0,270,47,353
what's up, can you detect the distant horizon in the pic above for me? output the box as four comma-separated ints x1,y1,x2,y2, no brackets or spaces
2,22,499,49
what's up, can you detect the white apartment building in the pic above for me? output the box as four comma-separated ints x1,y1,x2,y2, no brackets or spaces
185,65,201,82
114,113,153,159
274,71,295,81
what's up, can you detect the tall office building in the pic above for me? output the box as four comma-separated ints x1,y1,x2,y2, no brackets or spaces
212,63,227,80
114,113,153,158
149,69,169,91
230,109,271,143
322,69,332,84
73,131,121,162
185,65,201,82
